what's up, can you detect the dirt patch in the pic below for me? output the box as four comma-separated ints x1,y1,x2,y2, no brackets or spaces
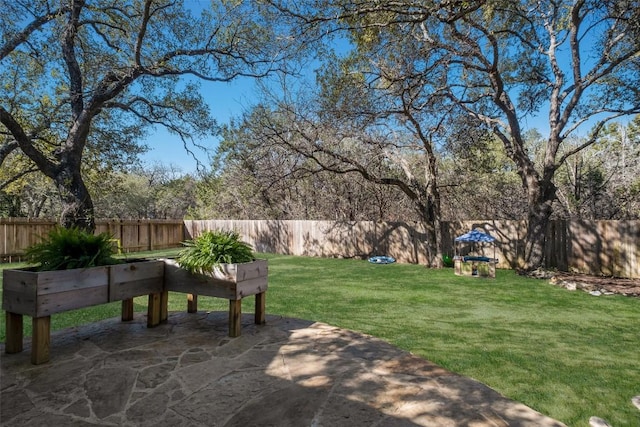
549,273,640,297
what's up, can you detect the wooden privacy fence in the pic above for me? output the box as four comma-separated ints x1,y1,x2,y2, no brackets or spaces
0,218,186,262
1,218,638,278
184,219,640,279
183,219,514,266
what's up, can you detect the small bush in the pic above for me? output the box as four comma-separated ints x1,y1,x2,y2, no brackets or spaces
25,226,121,271
442,254,454,268
177,229,254,274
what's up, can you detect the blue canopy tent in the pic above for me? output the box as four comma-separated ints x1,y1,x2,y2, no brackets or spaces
454,230,497,276
455,229,496,244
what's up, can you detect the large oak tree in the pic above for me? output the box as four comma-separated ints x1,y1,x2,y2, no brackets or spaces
267,0,640,269
0,0,289,230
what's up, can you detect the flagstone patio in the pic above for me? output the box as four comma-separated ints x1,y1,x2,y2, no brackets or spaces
1,312,566,426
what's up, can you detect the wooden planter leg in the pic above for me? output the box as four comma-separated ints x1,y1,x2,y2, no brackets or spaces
31,316,51,365
121,298,134,321
255,292,266,325
229,299,242,337
160,290,169,322
147,292,161,327
5,312,24,354
187,294,198,313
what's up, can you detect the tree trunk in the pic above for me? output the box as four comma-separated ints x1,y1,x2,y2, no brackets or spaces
423,212,444,268
54,168,95,232
421,201,443,268
522,176,556,271
417,179,443,268
524,209,549,270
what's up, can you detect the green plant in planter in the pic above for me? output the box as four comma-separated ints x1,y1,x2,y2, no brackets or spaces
25,226,121,271
177,229,254,274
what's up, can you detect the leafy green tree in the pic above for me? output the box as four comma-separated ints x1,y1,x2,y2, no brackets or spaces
91,165,197,219
555,117,640,219
152,173,198,219
422,0,638,269
1,0,290,230
0,192,22,217
188,173,224,219
439,134,526,221
266,0,640,269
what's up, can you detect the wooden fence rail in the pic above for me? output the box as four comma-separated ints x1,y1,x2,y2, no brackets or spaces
1,218,638,278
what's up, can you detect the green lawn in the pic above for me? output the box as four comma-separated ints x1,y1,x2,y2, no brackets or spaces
1,251,638,426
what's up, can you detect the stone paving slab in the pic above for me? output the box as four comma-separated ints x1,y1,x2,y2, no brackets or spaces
1,312,566,426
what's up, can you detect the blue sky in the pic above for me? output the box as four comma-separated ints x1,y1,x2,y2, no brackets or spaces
139,0,261,174
139,77,256,174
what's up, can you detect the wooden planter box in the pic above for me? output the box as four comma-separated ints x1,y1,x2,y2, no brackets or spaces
108,260,166,326
3,266,110,318
109,259,165,301
3,258,268,364
3,260,165,364
163,258,268,337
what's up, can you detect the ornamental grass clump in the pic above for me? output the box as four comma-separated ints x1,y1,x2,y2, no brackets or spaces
177,230,254,275
25,226,121,271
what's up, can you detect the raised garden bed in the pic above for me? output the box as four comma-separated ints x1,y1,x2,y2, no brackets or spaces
3,259,165,364
3,258,268,364
162,258,268,337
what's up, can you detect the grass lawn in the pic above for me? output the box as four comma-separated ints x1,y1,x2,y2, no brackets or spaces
1,251,638,426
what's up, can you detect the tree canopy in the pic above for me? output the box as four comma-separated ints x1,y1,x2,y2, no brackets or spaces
0,0,291,230
261,0,640,269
